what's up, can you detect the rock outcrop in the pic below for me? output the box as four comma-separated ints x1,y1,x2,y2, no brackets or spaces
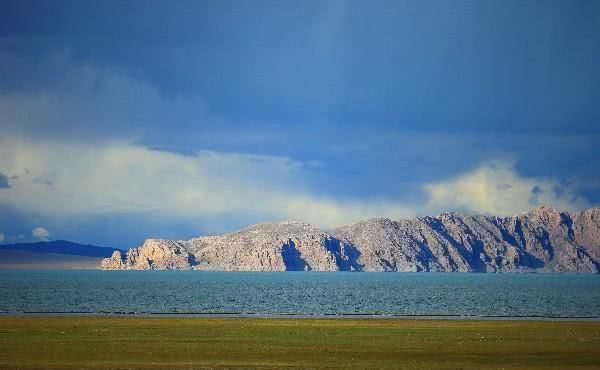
101,206,600,273
101,239,194,270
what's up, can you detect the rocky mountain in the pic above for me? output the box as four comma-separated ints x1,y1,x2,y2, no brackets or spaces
101,206,600,273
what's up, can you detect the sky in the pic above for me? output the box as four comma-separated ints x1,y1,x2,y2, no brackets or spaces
1,0,599,248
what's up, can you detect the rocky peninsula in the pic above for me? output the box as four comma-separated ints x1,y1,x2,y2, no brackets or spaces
101,205,600,273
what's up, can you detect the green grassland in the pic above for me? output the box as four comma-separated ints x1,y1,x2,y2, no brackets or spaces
1,316,599,369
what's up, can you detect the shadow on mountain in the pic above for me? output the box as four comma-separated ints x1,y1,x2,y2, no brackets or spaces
325,238,363,271
496,219,546,269
424,217,487,272
187,253,199,267
282,240,310,271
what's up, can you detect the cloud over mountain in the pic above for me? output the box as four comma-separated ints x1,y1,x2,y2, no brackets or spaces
0,136,589,232
32,227,50,241
424,160,587,215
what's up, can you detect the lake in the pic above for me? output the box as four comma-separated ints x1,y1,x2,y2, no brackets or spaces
1,270,599,318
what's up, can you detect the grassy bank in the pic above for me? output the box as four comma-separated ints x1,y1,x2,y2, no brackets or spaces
1,316,599,369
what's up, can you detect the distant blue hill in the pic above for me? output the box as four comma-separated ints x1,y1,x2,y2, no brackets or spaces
0,240,123,258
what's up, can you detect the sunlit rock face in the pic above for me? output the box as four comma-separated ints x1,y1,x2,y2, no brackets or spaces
100,250,126,270
101,206,600,273
186,222,341,271
100,239,194,270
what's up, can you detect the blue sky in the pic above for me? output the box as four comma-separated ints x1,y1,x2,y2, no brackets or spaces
1,0,599,248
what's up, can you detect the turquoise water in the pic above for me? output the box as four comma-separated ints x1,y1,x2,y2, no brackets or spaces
0,271,599,318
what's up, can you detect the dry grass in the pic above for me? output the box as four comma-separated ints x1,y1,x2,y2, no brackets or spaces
1,316,599,369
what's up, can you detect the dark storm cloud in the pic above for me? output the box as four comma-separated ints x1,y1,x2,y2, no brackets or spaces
1,0,600,137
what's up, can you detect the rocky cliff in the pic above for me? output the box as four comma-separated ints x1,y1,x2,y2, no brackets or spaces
101,206,600,273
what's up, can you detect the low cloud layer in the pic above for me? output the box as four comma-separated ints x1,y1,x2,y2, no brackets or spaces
424,160,588,216
0,138,416,228
0,137,589,234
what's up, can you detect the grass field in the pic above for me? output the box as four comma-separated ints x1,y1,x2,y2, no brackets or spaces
1,317,599,369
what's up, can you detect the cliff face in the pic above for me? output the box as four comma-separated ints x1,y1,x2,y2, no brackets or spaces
333,206,599,273
187,221,340,271
101,206,600,273
100,239,193,270
102,222,343,271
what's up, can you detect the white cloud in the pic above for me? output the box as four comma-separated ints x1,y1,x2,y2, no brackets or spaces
0,137,589,231
0,232,4,243
0,138,417,228
32,227,50,241
424,160,588,216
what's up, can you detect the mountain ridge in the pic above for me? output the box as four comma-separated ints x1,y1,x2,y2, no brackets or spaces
0,240,123,269
101,205,600,273
1,240,123,258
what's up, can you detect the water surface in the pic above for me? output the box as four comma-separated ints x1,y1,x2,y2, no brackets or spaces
1,271,599,318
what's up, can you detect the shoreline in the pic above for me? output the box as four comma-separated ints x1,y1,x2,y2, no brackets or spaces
2,311,599,321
